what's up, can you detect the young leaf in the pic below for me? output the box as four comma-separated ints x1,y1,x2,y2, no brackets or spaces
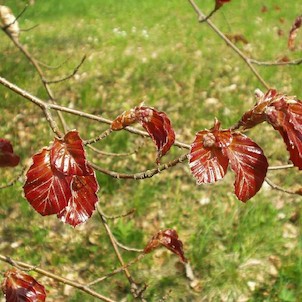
23,148,71,215
288,15,302,50
144,229,187,263
57,168,99,227
50,130,90,176
0,138,20,167
111,106,175,163
189,119,231,184
223,133,268,202
2,268,46,302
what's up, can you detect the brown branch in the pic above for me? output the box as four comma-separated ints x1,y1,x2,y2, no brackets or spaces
268,164,294,170
0,166,27,189
2,5,28,30
45,55,86,84
0,254,116,302
91,153,189,180
250,58,302,66
102,208,136,220
84,129,112,145
97,205,147,300
0,76,190,149
188,0,271,90
265,177,297,195
87,254,145,287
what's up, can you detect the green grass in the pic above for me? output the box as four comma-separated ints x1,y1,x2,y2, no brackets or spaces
1,0,302,301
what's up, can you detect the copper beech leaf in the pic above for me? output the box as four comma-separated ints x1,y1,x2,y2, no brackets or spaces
23,148,71,215
50,130,90,176
23,130,99,226
144,229,187,263
189,120,231,184
189,119,268,202
2,268,46,302
0,138,20,167
288,15,302,50
223,133,268,202
215,0,231,9
111,106,175,163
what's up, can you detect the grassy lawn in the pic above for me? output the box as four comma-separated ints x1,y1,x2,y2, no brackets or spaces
0,0,301,301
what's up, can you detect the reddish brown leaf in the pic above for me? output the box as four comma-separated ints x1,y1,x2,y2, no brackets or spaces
111,106,175,162
265,97,302,169
23,148,71,215
111,109,136,130
57,167,99,227
2,268,46,302
215,0,231,9
189,119,231,184
0,138,20,167
135,107,175,163
50,130,90,176
23,131,99,226
288,15,302,50
144,229,187,263
223,133,268,202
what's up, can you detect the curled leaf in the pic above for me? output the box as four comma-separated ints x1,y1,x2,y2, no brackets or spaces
0,6,20,40
2,268,46,302
288,15,302,50
0,138,20,167
144,229,187,263
111,106,175,163
215,0,231,9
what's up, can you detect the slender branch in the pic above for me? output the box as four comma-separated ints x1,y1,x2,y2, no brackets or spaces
45,55,86,84
20,24,39,32
2,5,28,30
91,153,189,179
84,129,112,145
268,164,294,170
188,0,271,90
265,177,297,195
87,254,145,287
250,58,302,66
115,240,144,253
0,76,190,149
0,166,27,189
102,208,136,220
97,206,147,300
0,254,116,302
2,29,68,134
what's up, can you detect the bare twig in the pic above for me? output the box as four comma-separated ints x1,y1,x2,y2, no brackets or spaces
0,166,27,189
265,177,297,195
20,24,39,32
91,153,189,180
2,5,28,30
45,55,87,84
188,0,271,90
250,58,302,66
84,129,112,145
97,205,147,301
87,254,145,287
0,254,116,302
115,240,144,253
268,164,294,170
0,76,190,149
102,208,136,220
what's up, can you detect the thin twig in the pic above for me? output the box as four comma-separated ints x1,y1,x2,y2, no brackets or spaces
2,5,28,30
265,177,297,195
0,254,116,302
268,164,294,170
97,205,147,300
91,153,189,180
87,254,145,287
0,166,27,189
250,58,302,66
102,208,136,220
84,129,112,145
188,0,271,90
20,24,39,32
45,55,86,84
0,76,190,149
115,240,144,253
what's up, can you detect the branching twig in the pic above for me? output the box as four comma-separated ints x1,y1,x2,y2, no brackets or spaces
45,55,87,84
102,208,136,220
2,5,28,30
0,254,116,302
91,153,189,180
188,0,271,90
265,177,297,195
250,58,302,66
84,129,112,145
